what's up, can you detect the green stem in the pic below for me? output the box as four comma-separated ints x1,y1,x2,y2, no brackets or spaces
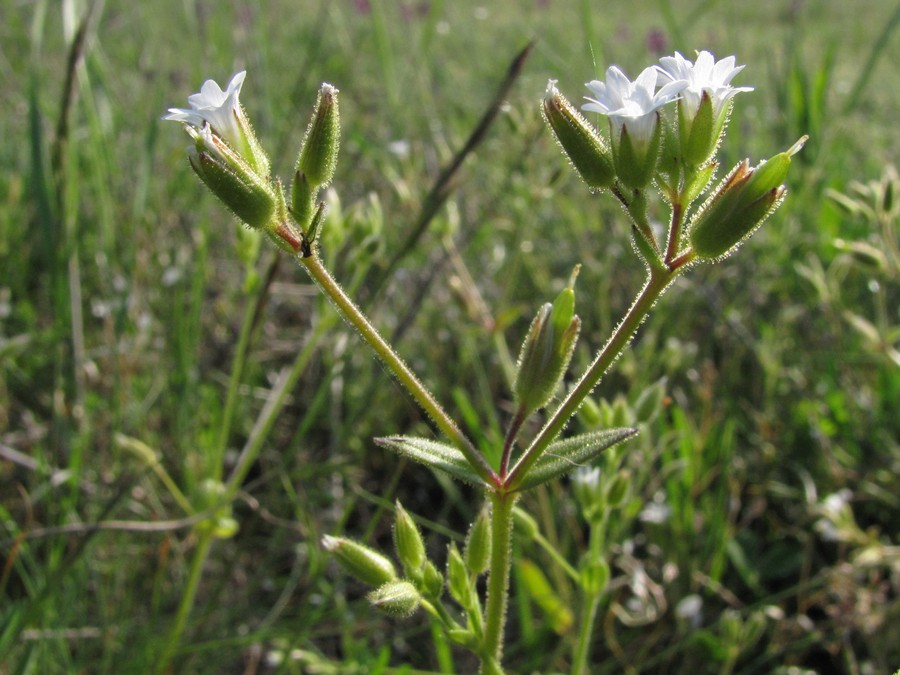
300,253,498,485
155,529,215,674
507,266,679,489
499,408,526,479
481,491,517,673
571,591,602,675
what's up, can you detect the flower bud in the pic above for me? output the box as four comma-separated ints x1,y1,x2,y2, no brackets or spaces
295,83,340,192
187,125,277,230
421,560,444,599
367,580,420,617
447,544,472,609
689,136,807,259
464,507,492,576
393,501,426,575
542,81,614,190
513,275,581,416
321,535,397,587
579,558,610,595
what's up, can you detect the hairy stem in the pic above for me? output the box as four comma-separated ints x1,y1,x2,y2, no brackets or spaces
481,492,518,673
299,253,498,485
508,266,679,489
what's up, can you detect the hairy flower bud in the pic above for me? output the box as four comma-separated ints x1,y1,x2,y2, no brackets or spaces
690,136,807,259
514,275,581,416
295,83,341,192
321,535,397,587
393,501,426,576
367,580,421,617
542,81,614,190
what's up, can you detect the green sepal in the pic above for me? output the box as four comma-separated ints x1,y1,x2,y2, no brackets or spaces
367,580,421,617
373,436,487,487
464,506,492,576
613,115,662,190
513,280,581,416
511,427,637,492
291,170,315,231
321,535,397,587
189,150,276,230
542,82,615,190
682,162,717,206
680,93,716,167
296,83,340,191
447,544,471,609
393,501,426,576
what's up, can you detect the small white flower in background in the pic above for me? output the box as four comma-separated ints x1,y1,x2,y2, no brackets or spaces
583,65,686,145
657,51,753,120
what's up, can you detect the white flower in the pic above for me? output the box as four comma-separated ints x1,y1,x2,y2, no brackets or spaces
657,51,753,120
583,65,686,144
165,71,247,151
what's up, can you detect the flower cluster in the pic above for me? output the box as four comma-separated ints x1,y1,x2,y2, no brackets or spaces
544,50,805,261
165,71,341,255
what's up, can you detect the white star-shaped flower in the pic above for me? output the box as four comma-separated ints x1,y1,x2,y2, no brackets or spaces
165,71,247,151
583,65,686,145
657,51,753,120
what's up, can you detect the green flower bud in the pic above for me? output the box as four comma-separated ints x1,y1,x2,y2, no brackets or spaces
367,580,420,617
321,535,397,587
187,126,277,230
464,507,492,576
542,81,614,190
690,136,807,259
513,276,581,416
605,470,631,508
421,560,444,599
295,83,340,192
579,557,610,595
447,544,471,609
393,501,426,575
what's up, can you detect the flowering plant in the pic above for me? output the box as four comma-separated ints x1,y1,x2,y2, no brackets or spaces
162,48,805,674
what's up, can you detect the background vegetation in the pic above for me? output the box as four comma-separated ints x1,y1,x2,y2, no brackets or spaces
2,0,898,672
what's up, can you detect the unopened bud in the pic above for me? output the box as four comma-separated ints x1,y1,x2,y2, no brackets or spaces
514,272,581,416
542,81,614,190
690,136,807,259
296,83,340,192
321,535,397,587
367,580,420,617
464,507,492,576
447,544,471,608
393,501,426,575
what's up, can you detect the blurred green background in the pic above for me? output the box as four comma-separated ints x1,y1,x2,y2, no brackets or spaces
2,0,898,672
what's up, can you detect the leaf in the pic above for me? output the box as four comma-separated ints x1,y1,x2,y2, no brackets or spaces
514,427,637,491
374,436,487,487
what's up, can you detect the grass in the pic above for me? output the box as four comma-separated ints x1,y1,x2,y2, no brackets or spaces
2,0,899,672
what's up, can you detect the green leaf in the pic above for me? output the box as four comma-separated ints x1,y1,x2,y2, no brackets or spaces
374,436,487,486
514,428,637,491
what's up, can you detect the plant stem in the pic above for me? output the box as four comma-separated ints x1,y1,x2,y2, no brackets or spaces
571,591,602,675
300,253,498,485
481,491,517,673
156,529,214,674
507,266,680,489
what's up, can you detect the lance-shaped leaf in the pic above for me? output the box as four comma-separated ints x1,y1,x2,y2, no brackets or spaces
512,427,637,492
374,436,487,487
